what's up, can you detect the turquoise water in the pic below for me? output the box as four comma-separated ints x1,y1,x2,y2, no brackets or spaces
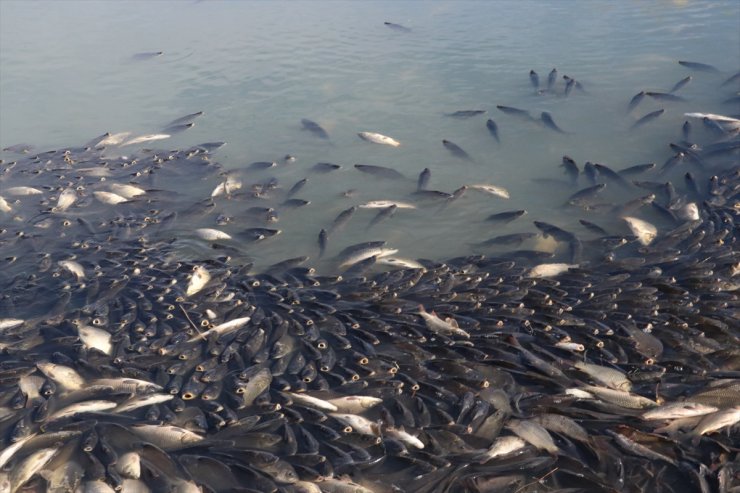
1,0,738,271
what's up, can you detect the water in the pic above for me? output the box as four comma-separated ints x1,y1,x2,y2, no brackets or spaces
1,0,738,272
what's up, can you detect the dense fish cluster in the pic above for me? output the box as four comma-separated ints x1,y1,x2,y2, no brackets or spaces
0,59,739,493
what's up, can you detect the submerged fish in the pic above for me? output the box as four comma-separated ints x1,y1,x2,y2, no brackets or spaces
445,110,486,118
442,139,472,160
486,119,500,142
301,119,330,139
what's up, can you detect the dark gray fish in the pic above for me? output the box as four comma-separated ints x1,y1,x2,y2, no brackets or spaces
442,139,472,161
2,143,34,153
330,206,356,233
445,110,486,118
684,171,702,199
337,240,386,258
496,105,533,119
485,210,527,223
282,198,310,208
583,162,599,185
631,109,664,129
163,123,195,134
529,70,539,90
567,183,606,205
541,112,568,134
287,178,308,197
167,111,204,127
474,232,537,247
132,51,163,60
561,156,579,184
269,256,309,272
593,163,632,189
678,60,720,72
579,219,608,235
197,141,226,151
369,205,397,228
564,77,575,97
721,70,740,86
412,189,452,200
243,228,281,241
659,152,685,175
249,161,277,170
312,162,341,173
627,91,645,112
533,220,576,243
418,168,431,191
384,21,411,32
682,120,691,141
354,164,405,179
318,229,328,258
301,119,329,139
618,162,655,176
547,68,557,91
486,119,500,143
669,76,692,93
645,92,686,102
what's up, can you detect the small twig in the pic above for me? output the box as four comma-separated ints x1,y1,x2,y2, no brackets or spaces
179,304,202,336
514,467,559,493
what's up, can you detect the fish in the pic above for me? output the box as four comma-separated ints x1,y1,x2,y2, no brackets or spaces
300,119,330,139
561,155,579,184
477,436,528,462
369,205,397,227
166,111,204,127
58,260,86,280
628,91,646,112
541,112,568,133
618,162,655,176
578,385,658,409
358,132,400,147
93,191,128,205
527,263,576,278
0,318,25,331
132,51,163,60
163,122,195,134
384,21,411,32
195,228,232,241
188,316,251,342
330,206,357,233
330,413,379,436
567,183,606,205
486,119,500,142
468,184,510,198
115,394,174,413
77,324,112,355
130,424,204,450
120,134,170,146
377,257,424,269
486,210,526,223
4,186,43,196
385,427,424,449
622,216,657,245
645,91,686,102
186,265,211,296
442,139,472,160
312,162,341,173
10,447,59,492
339,246,398,268
631,108,665,129
48,400,118,421
641,402,718,420
359,200,416,209
354,164,405,179
573,361,631,391
115,452,141,479
287,178,309,197
547,68,557,91
318,229,328,258
417,305,470,338
52,188,77,212
417,168,431,191
36,362,85,391
288,393,338,412
0,196,11,213
692,407,740,436
445,110,486,118
496,105,533,119
669,76,692,93
507,419,558,454
678,60,720,72
529,70,539,89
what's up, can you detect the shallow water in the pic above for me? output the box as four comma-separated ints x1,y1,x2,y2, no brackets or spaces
1,0,738,272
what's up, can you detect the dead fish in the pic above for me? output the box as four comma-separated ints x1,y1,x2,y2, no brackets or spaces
301,119,329,139
622,216,657,245
527,263,576,278
641,402,718,420
359,200,416,209
195,228,232,241
93,191,128,205
188,316,251,342
631,109,664,129
0,318,24,331
120,134,170,146
52,188,77,212
58,260,86,280
358,132,400,147
186,266,210,296
78,325,112,355
354,164,405,179
48,400,117,421
442,139,472,160
418,305,470,338
468,183,509,198
4,186,43,196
